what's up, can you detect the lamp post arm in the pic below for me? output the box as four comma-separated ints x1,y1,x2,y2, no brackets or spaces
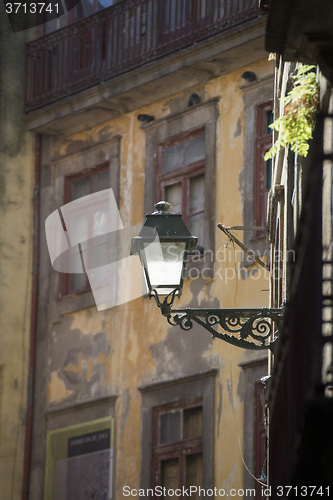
217,224,269,270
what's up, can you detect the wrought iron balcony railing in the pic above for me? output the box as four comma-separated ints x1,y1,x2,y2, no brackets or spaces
24,0,259,112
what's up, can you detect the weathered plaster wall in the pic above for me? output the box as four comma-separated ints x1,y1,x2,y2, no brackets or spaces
0,8,36,499
35,57,273,498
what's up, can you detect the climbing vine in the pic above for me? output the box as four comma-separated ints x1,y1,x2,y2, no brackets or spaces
265,64,319,159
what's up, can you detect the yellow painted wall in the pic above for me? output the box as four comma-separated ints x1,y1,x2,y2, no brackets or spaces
0,17,36,498
47,57,273,496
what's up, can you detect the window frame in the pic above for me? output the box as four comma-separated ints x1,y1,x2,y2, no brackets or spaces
254,380,266,499
240,356,268,496
156,128,206,246
151,397,203,489
139,370,216,491
160,166,205,228
51,137,120,320
254,101,273,233
61,162,110,296
143,99,217,278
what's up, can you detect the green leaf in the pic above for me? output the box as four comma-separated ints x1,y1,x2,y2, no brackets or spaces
265,64,319,159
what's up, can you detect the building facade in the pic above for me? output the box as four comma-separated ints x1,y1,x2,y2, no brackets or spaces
265,0,333,493
2,1,277,498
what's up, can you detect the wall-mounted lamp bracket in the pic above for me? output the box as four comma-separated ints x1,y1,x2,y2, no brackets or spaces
135,203,282,352
150,290,283,352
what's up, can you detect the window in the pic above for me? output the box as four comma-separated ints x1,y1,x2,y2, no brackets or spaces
67,0,115,77
62,163,110,295
152,398,203,494
139,370,216,491
144,100,217,277
254,102,273,230
156,129,205,247
50,137,120,319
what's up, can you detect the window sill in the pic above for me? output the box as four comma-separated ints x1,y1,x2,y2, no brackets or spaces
52,287,96,323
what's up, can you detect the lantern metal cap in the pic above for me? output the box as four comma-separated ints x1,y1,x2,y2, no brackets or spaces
152,201,174,215
131,202,198,255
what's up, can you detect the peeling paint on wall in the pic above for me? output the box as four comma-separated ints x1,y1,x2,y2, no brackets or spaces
234,117,242,139
150,325,214,380
48,314,112,404
222,463,238,491
48,371,74,402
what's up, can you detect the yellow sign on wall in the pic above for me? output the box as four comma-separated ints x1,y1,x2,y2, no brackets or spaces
45,417,114,500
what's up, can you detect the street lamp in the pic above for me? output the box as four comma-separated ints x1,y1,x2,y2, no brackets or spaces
131,201,283,352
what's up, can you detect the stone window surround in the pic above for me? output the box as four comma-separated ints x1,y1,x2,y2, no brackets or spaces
61,161,110,295
151,396,204,488
45,395,118,431
139,370,217,490
254,100,273,231
50,137,121,322
142,99,218,278
239,356,268,493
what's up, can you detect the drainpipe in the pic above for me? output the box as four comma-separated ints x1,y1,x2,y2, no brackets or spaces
22,133,41,500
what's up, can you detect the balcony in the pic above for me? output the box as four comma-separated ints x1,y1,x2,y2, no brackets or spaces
24,0,265,134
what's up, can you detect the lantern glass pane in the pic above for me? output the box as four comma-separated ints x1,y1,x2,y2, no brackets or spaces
143,241,186,294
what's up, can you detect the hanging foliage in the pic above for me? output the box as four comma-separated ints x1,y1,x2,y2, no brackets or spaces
265,64,319,159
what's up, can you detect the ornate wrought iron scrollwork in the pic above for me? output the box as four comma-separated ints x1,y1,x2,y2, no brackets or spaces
153,301,283,351
167,310,193,330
